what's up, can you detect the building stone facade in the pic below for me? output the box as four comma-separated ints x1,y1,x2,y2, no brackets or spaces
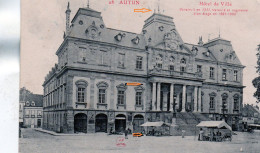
42,3,245,133
20,87,43,128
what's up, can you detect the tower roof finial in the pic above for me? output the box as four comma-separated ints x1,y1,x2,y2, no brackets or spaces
67,2,70,10
158,3,160,13
87,0,90,8
219,27,221,38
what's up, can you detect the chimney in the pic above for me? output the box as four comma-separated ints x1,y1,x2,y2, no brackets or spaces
65,2,71,36
198,36,204,46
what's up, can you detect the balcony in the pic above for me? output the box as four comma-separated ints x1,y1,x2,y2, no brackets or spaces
97,103,108,109
117,104,126,109
135,104,144,110
149,69,203,79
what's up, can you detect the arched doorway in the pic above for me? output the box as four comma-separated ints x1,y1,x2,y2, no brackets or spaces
74,113,87,133
95,114,108,132
133,114,144,133
115,114,126,132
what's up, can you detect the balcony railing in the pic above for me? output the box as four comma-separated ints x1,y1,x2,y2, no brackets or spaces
97,103,108,109
149,69,203,79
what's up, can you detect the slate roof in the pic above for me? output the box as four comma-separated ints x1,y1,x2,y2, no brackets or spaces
20,90,43,107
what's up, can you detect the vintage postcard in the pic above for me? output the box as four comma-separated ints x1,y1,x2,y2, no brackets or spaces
19,0,260,152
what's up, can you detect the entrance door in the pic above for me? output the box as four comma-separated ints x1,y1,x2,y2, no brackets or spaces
37,119,41,128
74,113,87,133
115,114,126,132
133,115,144,133
95,114,108,132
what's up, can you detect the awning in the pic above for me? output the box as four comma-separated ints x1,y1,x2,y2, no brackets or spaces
248,124,260,127
115,117,126,120
196,121,232,131
140,121,173,127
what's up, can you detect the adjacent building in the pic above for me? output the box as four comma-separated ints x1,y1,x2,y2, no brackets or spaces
242,104,260,125
20,87,43,128
42,3,245,133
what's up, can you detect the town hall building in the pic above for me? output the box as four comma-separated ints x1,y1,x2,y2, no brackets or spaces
42,3,245,134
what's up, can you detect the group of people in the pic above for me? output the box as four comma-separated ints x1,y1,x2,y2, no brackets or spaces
198,128,222,141
109,127,132,139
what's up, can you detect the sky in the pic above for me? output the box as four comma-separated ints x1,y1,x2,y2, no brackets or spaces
21,0,260,105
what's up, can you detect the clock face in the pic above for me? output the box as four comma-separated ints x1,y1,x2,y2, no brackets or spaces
166,40,178,50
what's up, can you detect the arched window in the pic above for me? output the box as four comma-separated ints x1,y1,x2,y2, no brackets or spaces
221,93,228,113
233,94,240,110
97,82,109,104
75,80,88,103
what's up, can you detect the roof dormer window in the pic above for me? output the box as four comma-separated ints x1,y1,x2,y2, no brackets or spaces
31,101,35,106
26,101,30,106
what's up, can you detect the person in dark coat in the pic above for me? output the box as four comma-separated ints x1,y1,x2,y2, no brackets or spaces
124,128,128,139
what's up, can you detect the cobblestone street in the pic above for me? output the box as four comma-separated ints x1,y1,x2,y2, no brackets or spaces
19,128,260,153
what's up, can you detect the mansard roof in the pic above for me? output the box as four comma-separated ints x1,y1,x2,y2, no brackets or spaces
184,43,217,62
63,5,244,67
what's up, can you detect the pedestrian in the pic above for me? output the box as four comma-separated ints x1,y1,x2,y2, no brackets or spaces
199,128,204,141
182,130,185,138
110,127,113,134
124,128,128,139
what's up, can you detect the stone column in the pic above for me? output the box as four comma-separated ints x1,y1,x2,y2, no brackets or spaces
181,85,186,112
198,87,201,112
110,80,115,110
157,82,161,111
170,83,174,112
194,86,198,112
90,77,95,109
152,82,156,111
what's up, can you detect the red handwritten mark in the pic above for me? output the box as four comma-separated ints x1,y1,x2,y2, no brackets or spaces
116,137,126,147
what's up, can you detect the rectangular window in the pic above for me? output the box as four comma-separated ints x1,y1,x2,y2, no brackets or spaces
234,70,238,81
222,98,228,113
222,69,227,80
25,110,30,115
209,97,215,109
136,56,143,70
118,53,125,67
100,50,106,65
77,87,85,103
98,89,106,104
169,65,174,71
117,91,125,105
180,66,186,72
197,65,202,72
210,67,214,79
135,92,142,106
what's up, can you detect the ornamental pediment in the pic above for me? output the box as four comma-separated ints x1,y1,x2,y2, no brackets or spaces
164,29,183,51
